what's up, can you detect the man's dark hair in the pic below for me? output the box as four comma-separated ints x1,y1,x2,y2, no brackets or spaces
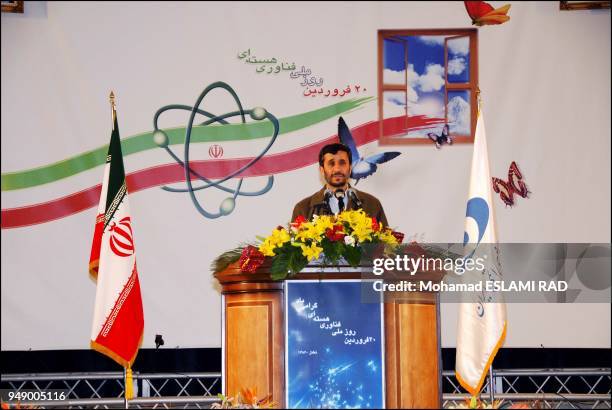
318,143,352,166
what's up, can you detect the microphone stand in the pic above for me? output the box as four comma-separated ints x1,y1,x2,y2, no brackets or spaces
315,191,333,218
349,190,362,209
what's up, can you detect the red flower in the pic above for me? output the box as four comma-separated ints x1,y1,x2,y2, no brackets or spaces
371,217,380,232
291,215,307,229
325,224,346,242
238,245,265,273
391,231,405,243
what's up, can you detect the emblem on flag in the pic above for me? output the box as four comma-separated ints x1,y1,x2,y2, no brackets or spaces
109,217,134,257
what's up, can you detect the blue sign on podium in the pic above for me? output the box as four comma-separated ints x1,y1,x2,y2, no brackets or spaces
285,280,385,408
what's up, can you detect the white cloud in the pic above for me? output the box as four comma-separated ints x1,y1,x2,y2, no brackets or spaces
407,64,417,80
383,68,418,104
426,63,445,76
405,125,446,139
417,64,445,92
386,64,444,94
384,91,407,118
408,85,418,103
291,298,309,319
408,95,444,118
448,37,470,56
417,35,446,46
448,57,466,75
384,63,445,119
417,35,469,56
290,330,304,343
383,68,405,84
386,93,405,107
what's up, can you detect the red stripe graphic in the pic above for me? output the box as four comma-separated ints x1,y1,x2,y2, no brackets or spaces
2,116,442,229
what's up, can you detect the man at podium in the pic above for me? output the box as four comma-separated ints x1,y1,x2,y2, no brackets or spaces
291,143,389,226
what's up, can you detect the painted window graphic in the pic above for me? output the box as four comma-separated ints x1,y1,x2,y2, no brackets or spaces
378,29,478,145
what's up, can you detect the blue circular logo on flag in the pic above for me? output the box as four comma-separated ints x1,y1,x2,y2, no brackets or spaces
464,197,489,247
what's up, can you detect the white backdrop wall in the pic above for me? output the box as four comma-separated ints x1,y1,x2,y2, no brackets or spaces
1,1,610,350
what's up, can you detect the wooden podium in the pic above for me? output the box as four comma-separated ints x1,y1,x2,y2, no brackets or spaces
214,261,444,409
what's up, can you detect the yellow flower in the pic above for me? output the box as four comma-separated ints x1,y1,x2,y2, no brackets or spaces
337,209,361,225
315,215,334,231
258,240,276,257
258,228,291,256
300,242,323,261
269,228,290,247
295,222,325,243
352,226,373,242
377,229,399,245
334,210,377,243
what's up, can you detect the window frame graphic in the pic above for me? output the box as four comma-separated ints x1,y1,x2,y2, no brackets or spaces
377,29,479,146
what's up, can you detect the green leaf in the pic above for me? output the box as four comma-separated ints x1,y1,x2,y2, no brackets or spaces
287,251,308,277
210,246,246,273
334,241,344,256
270,270,289,281
344,245,363,267
321,239,340,263
270,251,291,280
269,245,308,280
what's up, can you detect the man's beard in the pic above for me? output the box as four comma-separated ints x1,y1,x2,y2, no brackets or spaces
326,172,348,188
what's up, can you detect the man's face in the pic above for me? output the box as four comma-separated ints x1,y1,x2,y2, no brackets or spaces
320,151,351,189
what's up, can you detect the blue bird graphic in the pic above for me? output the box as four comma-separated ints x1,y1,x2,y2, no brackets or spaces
338,116,401,184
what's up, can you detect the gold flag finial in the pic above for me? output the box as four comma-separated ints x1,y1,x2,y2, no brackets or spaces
109,91,117,126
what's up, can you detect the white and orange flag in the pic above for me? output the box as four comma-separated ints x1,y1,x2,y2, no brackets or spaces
89,111,143,398
456,110,507,395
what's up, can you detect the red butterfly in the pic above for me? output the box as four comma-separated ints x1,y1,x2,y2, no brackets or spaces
464,1,511,26
492,162,529,207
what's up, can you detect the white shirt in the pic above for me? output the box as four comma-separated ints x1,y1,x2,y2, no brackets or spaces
324,187,353,214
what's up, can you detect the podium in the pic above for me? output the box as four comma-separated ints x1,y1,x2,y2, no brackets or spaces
214,261,444,408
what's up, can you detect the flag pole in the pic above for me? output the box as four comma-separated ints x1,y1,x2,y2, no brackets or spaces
124,367,129,409
109,91,117,127
110,91,129,409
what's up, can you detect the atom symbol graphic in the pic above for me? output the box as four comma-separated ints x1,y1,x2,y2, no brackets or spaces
152,81,279,219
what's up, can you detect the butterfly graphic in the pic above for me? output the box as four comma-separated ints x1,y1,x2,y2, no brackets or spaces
464,1,511,26
338,116,400,184
491,161,530,207
427,124,453,149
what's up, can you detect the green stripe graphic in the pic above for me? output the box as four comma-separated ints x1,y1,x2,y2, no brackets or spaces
1,97,373,191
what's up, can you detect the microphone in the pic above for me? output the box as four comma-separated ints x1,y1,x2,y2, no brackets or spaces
334,189,345,212
155,334,165,349
311,191,333,218
348,189,362,209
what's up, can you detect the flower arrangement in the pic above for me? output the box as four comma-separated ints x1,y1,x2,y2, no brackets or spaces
254,210,403,280
447,396,537,409
210,210,464,280
1,402,42,409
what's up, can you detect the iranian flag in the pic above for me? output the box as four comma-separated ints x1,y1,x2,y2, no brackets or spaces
89,113,144,371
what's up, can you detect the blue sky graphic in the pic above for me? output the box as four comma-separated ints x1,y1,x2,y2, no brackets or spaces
383,35,471,137
286,281,384,409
